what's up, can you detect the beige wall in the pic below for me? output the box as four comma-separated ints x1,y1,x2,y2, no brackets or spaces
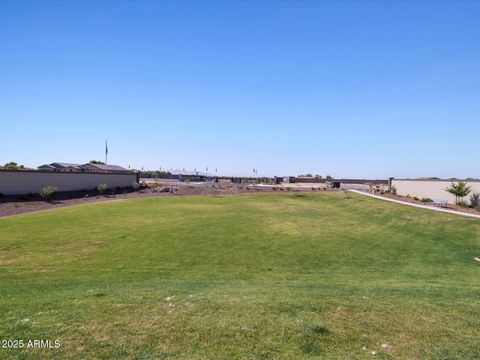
391,179,480,205
0,171,137,195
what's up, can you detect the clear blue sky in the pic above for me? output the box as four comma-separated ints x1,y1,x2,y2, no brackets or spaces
1,1,479,178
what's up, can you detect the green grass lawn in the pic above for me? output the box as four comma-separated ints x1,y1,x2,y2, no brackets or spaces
0,192,479,359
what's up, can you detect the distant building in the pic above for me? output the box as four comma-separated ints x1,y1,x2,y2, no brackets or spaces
80,163,130,173
38,162,82,172
170,169,215,182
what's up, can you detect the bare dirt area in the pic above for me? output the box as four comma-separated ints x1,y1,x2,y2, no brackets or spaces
0,182,327,218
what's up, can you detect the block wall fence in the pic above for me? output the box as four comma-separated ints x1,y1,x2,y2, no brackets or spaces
0,170,138,195
390,179,480,205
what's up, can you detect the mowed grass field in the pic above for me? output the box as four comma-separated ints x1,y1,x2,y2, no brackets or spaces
0,192,479,359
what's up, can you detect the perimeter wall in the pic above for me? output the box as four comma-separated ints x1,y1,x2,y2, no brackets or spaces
0,170,138,195
391,179,480,205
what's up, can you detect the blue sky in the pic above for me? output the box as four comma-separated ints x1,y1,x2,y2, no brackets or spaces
1,1,479,178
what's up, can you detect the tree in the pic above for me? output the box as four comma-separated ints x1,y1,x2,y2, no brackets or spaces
445,182,471,206
4,162,25,170
325,175,333,181
89,160,105,164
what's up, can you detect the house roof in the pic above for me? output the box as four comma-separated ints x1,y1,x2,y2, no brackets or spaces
81,163,129,171
50,162,82,169
38,164,57,169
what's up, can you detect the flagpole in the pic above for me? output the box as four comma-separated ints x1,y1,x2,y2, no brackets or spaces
105,139,108,164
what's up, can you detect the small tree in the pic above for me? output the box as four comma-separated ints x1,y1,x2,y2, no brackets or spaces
89,160,105,164
96,184,108,193
445,182,471,206
39,185,57,201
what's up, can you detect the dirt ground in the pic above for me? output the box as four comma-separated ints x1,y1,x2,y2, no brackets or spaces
0,182,327,218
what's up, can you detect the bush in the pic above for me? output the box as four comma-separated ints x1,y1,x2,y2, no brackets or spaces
39,185,57,201
390,186,397,195
421,198,433,203
96,184,108,193
132,182,140,190
0,192,4,198
470,193,480,208
412,196,420,201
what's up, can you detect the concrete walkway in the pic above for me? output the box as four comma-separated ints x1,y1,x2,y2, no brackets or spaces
349,190,480,219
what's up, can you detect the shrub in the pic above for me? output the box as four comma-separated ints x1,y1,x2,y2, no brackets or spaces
96,184,108,193
475,205,480,212
390,186,397,195
470,193,480,208
412,196,420,201
421,198,433,203
132,182,140,190
0,192,4,198
39,185,57,201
